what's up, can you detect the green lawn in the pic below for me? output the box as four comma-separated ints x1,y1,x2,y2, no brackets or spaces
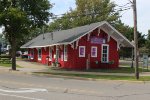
86,67,150,73
49,66,150,74
0,63,22,68
34,72,150,81
33,66,150,81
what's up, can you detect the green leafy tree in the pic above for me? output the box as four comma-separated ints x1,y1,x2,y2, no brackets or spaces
49,0,119,31
115,20,146,58
0,0,52,70
146,30,150,55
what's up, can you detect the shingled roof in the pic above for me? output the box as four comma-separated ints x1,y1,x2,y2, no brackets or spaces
21,21,134,48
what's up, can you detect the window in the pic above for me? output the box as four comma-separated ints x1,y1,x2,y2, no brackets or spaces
38,48,42,60
91,46,97,57
64,45,68,61
49,47,52,61
101,44,109,63
79,46,85,57
30,49,34,59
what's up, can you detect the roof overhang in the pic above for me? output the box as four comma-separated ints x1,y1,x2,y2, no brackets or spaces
21,21,134,49
20,42,70,49
69,21,134,48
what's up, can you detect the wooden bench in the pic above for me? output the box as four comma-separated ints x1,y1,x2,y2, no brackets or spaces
0,55,11,64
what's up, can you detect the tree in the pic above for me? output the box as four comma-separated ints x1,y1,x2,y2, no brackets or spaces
0,0,52,70
114,20,146,58
114,20,146,48
145,30,150,55
48,0,119,31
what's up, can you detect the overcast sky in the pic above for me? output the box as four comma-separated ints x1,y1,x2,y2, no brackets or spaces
50,0,150,35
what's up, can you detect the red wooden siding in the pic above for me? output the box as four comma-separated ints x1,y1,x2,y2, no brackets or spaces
28,28,119,69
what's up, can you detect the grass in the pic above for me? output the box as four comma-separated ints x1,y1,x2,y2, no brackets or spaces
33,66,150,81
0,63,22,68
16,57,28,61
34,72,150,81
49,66,150,74
86,67,150,73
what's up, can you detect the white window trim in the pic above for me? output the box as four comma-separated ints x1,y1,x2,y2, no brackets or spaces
49,47,52,61
38,48,42,61
30,49,34,60
79,46,85,57
64,45,68,61
91,46,97,57
101,44,109,63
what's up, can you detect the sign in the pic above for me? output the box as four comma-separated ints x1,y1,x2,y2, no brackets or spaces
91,37,105,44
143,54,148,68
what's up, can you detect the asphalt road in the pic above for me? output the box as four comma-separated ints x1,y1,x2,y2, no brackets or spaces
0,71,150,100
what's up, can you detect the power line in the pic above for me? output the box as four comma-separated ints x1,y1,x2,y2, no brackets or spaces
49,7,132,20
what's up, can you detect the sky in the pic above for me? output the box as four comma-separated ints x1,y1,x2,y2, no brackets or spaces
0,0,149,35
50,0,150,35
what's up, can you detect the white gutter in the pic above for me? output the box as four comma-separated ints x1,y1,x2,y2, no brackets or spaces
105,22,134,47
20,42,70,49
21,21,134,49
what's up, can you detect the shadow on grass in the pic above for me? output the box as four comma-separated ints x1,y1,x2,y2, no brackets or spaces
0,63,22,68
48,66,150,74
34,72,150,81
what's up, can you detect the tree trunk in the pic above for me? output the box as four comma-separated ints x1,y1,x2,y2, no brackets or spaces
11,38,17,70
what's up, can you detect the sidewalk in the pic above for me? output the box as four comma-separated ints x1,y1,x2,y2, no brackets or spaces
16,60,49,72
0,60,49,74
0,60,150,77
16,60,146,77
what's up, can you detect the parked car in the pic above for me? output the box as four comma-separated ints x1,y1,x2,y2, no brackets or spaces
21,51,28,58
16,51,22,57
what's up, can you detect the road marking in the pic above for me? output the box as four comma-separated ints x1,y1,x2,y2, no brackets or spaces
0,80,101,95
0,88,47,93
0,92,44,100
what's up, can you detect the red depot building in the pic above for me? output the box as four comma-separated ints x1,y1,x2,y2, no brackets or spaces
21,21,133,70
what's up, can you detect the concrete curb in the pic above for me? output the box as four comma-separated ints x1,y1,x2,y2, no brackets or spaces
32,72,148,83
0,65,150,83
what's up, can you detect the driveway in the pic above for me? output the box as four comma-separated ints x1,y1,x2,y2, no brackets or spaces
15,60,150,77
16,60,49,73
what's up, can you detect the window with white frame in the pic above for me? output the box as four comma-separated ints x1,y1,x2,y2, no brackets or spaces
49,47,52,61
91,46,97,57
79,46,85,57
101,44,109,63
38,48,42,60
30,49,34,59
64,45,68,61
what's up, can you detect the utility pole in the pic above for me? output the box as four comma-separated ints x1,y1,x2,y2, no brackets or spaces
133,0,139,79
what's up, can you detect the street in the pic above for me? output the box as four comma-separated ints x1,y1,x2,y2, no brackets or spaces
0,71,150,100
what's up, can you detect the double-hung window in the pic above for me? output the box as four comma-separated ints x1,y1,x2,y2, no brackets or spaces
79,46,85,57
101,44,109,63
64,45,68,61
49,47,52,61
38,48,42,61
91,46,97,57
